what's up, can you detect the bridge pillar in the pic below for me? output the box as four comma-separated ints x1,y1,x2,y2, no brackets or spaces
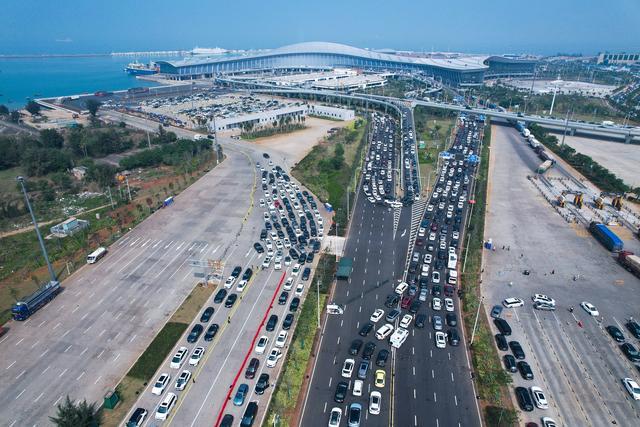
625,134,633,144
569,127,576,136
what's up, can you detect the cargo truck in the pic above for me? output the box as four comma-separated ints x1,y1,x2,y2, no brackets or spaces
11,281,62,321
618,251,640,278
589,222,624,252
536,160,553,174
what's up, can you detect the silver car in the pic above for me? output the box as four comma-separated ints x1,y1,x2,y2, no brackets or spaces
432,315,443,331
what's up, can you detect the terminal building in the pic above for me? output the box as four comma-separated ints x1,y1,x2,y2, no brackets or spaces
597,52,640,65
157,42,536,87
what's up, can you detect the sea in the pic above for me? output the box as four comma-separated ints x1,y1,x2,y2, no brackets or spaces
0,55,181,109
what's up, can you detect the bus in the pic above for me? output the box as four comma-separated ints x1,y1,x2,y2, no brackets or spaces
87,247,108,264
390,327,409,349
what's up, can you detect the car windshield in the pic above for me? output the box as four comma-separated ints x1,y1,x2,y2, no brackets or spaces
349,408,360,421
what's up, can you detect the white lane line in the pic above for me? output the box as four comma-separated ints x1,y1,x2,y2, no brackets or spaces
71,305,80,313
80,312,89,320
64,345,72,353
454,394,458,406
61,330,70,338
80,347,89,356
56,304,65,312
53,395,62,406
153,240,163,248
8,421,16,427
0,335,9,345
59,368,68,378
42,365,50,375
209,244,221,255
129,334,137,343
97,349,105,359
114,353,120,362
95,375,102,384
175,242,185,251
34,392,44,403
15,389,26,400
84,325,92,334
30,340,40,349
16,370,26,379
199,243,209,253
140,238,152,248
37,320,46,327
129,237,142,247
15,337,24,346
76,371,85,381
164,240,175,249
118,236,131,246
451,372,454,382
39,349,49,359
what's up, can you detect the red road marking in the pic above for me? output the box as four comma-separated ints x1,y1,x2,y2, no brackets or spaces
213,271,287,426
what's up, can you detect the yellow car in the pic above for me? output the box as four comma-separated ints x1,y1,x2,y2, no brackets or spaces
375,369,386,388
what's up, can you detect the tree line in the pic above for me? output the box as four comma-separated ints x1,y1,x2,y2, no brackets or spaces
119,139,212,170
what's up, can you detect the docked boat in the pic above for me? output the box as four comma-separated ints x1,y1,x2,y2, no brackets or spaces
124,61,158,75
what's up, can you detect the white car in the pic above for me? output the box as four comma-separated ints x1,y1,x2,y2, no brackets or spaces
224,276,235,289
581,301,599,316
291,264,301,277
274,260,282,270
502,298,524,308
444,298,454,312
530,386,549,409
295,283,305,296
328,407,342,427
623,378,640,400
152,373,170,395
369,391,382,415
275,330,288,348
395,282,409,295
189,347,204,366
341,358,355,378
170,347,188,369
375,324,394,340
284,277,294,291
423,254,433,264
352,379,363,396
174,369,191,391
429,232,436,241
435,331,447,348
255,336,269,354
236,280,248,293
155,392,177,420
266,348,282,368
399,314,413,329
532,294,556,306
370,309,384,323
432,271,440,284
427,204,434,212
261,256,272,269
432,298,442,311
259,199,265,207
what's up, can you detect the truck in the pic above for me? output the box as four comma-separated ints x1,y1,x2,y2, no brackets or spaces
522,128,531,138
536,160,553,174
11,281,62,321
589,222,624,252
618,251,640,278
336,258,353,280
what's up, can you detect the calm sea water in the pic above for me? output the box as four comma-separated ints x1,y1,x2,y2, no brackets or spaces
0,55,180,109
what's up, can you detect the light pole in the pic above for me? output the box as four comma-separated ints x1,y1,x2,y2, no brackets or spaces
470,295,484,345
17,176,57,283
316,279,321,328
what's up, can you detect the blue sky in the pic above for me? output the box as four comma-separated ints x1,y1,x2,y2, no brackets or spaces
1,0,638,55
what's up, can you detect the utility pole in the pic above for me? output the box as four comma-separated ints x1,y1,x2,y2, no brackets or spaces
470,296,484,345
125,176,132,202
107,187,115,209
147,131,151,148
17,176,57,283
316,279,321,328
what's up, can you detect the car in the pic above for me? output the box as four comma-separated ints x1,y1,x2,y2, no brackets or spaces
302,267,311,281
494,318,512,336
282,313,294,330
369,391,382,415
253,242,264,253
357,360,370,380
509,341,525,359
214,289,228,303
266,314,278,332
155,392,177,420
376,349,389,367
348,402,362,427
432,271,441,283
233,384,249,406
152,373,170,395
502,298,524,308
621,342,640,362
266,348,282,368
170,347,188,369
204,323,219,341
532,294,556,306
432,297,442,311
187,324,204,343
291,264,301,276
623,378,640,400
275,330,287,348
504,354,518,373
626,320,640,339
174,369,192,391
349,339,363,355
200,307,214,322
448,329,460,346
245,358,259,379
606,325,626,342
541,417,558,427
289,297,300,312
370,309,384,323
580,301,599,316
397,313,412,328
395,281,409,295
414,313,427,328
446,313,457,327
278,291,289,305
515,387,534,411
126,407,148,427
490,305,503,318
374,369,386,388
518,361,534,380
385,294,399,308
328,407,342,427
533,301,556,311
224,293,238,308
444,298,454,312
359,322,374,337
189,347,205,366
341,358,356,378
255,373,269,395
255,336,269,354
495,334,508,351
352,378,363,396
530,386,549,409
386,309,401,322
435,331,446,348
432,315,443,331
334,381,349,403
375,324,394,340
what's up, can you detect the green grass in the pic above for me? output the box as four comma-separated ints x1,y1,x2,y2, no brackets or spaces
127,322,188,380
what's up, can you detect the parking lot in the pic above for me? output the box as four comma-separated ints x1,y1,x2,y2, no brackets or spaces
483,124,640,426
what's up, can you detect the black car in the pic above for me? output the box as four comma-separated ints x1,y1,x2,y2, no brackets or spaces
260,229,267,240
282,313,294,330
231,266,242,278
349,339,363,356
200,307,214,323
289,297,300,312
242,268,253,281
448,329,460,346
627,320,640,339
265,314,279,332
517,361,534,380
219,414,234,427
301,267,311,281
224,293,238,308
376,349,389,367
245,358,259,379
495,334,508,351
494,318,512,336
126,407,148,427
432,285,441,296
409,299,422,314
253,243,264,254
515,387,534,411
306,252,315,263
214,288,228,304
204,323,219,341
334,381,349,403
362,341,376,360
241,402,258,427
621,343,640,362
298,253,307,264
255,373,269,395
504,354,517,373
278,291,288,305
509,341,525,360
359,323,374,337
263,152,270,158
187,324,204,343
415,314,427,329
289,248,299,260
446,313,457,327
385,294,399,308
606,325,625,342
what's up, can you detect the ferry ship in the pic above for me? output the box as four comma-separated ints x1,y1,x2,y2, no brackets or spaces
124,61,158,75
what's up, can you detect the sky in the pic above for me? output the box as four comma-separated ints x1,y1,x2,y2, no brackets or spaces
1,0,639,55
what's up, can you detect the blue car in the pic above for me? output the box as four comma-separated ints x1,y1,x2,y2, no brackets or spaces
233,383,249,406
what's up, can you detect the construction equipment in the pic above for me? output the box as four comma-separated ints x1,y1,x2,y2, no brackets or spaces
562,190,584,209
600,192,624,210
594,196,605,209
556,195,566,208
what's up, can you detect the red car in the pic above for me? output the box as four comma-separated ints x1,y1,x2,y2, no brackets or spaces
444,285,455,297
401,296,413,309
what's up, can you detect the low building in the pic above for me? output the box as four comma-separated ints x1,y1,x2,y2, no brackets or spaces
307,105,355,121
71,166,88,180
50,217,89,237
597,52,640,65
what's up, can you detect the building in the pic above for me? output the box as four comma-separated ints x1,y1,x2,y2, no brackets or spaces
597,52,640,65
71,166,88,180
307,105,355,121
157,42,536,87
50,217,89,237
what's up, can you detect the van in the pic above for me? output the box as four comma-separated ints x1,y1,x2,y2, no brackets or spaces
494,318,512,336
155,392,177,420
394,282,409,295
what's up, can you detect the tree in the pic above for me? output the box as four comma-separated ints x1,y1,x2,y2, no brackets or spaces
49,396,102,427
40,129,65,149
25,100,41,116
85,99,102,117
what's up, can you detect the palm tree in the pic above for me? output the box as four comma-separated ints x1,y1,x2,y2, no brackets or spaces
50,396,102,427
